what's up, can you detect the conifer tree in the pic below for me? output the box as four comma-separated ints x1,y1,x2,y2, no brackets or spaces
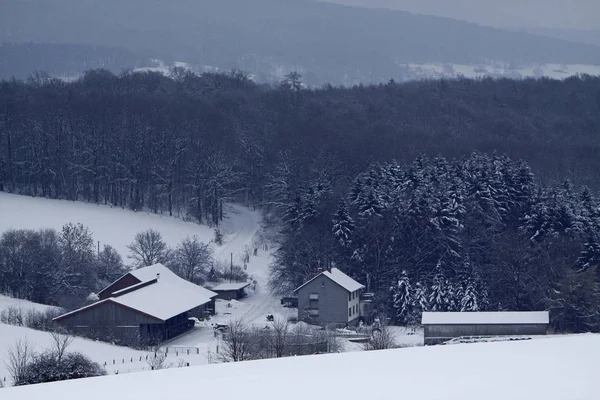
429,262,451,312
391,270,415,325
332,200,355,248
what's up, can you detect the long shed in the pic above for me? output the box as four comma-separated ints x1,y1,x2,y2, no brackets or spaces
209,282,251,300
421,311,550,345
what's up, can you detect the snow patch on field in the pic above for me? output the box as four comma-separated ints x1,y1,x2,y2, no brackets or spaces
0,192,261,267
401,62,600,80
1,334,597,399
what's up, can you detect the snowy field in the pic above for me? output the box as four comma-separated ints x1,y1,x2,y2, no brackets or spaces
402,62,600,80
0,192,263,266
0,294,58,314
0,323,157,384
2,334,597,399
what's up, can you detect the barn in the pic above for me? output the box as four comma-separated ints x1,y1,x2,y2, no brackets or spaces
54,264,217,347
421,311,550,345
209,282,251,300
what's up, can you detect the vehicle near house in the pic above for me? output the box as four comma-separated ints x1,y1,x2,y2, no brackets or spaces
294,268,365,326
421,311,550,345
53,264,217,347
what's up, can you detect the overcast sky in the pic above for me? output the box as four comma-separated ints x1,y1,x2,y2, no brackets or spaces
319,0,599,30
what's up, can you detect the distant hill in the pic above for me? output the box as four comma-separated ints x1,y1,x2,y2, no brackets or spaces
1,0,600,84
0,42,155,79
526,28,600,47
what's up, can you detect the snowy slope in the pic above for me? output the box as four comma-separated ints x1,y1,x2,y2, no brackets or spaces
0,192,261,266
0,324,150,384
0,294,58,314
2,334,597,399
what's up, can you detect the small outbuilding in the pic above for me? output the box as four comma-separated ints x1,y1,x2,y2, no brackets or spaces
421,311,550,345
209,282,251,300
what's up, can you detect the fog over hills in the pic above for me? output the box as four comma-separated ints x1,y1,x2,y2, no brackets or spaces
320,0,600,30
1,0,599,83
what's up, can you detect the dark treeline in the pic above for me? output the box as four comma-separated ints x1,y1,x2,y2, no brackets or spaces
1,70,600,330
0,42,154,80
1,70,600,225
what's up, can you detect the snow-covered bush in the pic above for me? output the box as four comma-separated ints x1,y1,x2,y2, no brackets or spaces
24,308,63,331
16,351,105,386
0,306,24,326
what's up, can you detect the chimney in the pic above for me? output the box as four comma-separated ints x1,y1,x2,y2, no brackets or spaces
156,273,160,280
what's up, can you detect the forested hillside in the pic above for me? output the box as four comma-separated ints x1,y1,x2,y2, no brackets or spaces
1,70,599,330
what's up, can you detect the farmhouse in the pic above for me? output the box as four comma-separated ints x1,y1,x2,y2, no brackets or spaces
421,311,550,345
54,264,217,346
209,281,251,300
294,268,365,326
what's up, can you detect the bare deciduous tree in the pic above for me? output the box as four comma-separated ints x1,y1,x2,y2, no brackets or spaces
220,319,256,362
49,331,74,362
127,230,170,268
170,235,213,284
4,337,34,385
146,352,172,370
267,317,290,358
364,318,396,351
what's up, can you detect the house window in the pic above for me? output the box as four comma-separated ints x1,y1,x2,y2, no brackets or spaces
309,309,319,317
309,293,319,300
349,293,352,301
349,307,352,317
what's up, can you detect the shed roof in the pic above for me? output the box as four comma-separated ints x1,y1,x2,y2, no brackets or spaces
421,311,550,325
210,282,251,291
294,268,365,293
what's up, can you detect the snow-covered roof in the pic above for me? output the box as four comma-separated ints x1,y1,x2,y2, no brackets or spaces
55,264,218,322
55,279,214,322
111,279,212,321
129,264,217,299
294,268,364,293
210,282,251,291
421,311,550,325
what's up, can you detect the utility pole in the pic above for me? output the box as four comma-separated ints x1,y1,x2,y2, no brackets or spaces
230,253,233,283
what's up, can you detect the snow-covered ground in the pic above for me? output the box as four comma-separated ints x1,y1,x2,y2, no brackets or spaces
401,62,600,80
0,192,280,379
0,323,151,384
0,192,261,266
0,294,58,314
2,334,597,399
